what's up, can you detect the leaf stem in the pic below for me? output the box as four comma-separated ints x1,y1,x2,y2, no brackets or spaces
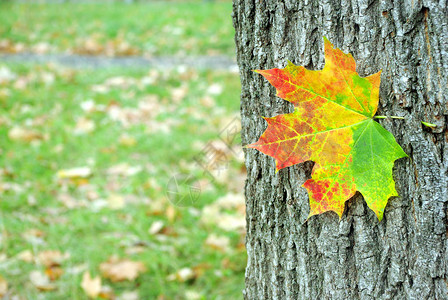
421,121,437,128
374,116,437,128
374,115,404,119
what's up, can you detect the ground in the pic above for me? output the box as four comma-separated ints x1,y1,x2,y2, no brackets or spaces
0,1,245,299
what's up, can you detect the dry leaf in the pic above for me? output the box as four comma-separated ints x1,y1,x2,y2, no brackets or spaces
74,117,96,135
16,249,34,262
99,285,115,299
167,267,195,282
206,83,223,96
0,66,16,83
0,275,8,297
45,266,64,281
165,205,177,223
32,42,51,54
66,263,88,275
38,250,69,267
118,291,139,300
22,228,46,245
57,167,92,179
100,256,146,282
29,270,56,291
185,290,202,300
119,134,137,147
108,194,125,210
8,127,43,143
81,271,102,299
148,221,164,235
201,193,246,232
107,163,142,177
204,234,230,253
170,86,188,103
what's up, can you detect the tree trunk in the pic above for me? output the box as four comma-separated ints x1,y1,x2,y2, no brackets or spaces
232,0,447,299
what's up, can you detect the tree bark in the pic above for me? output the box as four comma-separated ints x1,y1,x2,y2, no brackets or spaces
232,0,447,299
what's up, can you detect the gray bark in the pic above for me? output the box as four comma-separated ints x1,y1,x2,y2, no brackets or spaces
232,0,448,299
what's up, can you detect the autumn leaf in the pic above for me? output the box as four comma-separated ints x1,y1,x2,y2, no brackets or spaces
100,256,146,282
248,37,407,221
0,275,8,297
29,270,57,291
81,271,102,299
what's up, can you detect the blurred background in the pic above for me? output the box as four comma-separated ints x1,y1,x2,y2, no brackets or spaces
0,0,245,299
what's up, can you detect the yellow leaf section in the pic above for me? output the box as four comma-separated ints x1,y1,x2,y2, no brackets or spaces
302,121,368,219
255,37,381,118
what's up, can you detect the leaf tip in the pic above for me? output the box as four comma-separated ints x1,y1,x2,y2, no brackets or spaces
322,36,333,48
421,121,437,128
376,211,384,222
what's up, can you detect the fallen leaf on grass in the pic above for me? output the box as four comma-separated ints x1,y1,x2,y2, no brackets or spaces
74,117,96,135
0,275,7,297
16,250,34,262
148,221,164,235
201,193,246,232
22,228,46,246
119,134,137,147
170,86,188,103
57,167,92,179
66,263,88,275
107,163,142,177
125,245,146,255
118,291,139,300
185,290,202,300
81,271,102,299
100,256,146,282
8,127,44,143
204,234,230,253
167,267,195,282
74,37,104,55
199,95,215,108
58,193,86,209
80,99,107,113
45,266,64,281
206,83,223,96
29,270,56,291
31,42,52,54
0,39,24,54
99,285,115,299
165,205,177,223
108,194,125,210
0,66,16,83
37,250,70,267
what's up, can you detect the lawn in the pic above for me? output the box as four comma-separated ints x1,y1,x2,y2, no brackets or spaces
0,1,245,299
0,2,235,57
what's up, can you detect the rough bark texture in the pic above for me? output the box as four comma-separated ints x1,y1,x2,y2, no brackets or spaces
232,0,447,299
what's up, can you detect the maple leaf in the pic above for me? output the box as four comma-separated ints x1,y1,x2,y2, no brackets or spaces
248,37,407,221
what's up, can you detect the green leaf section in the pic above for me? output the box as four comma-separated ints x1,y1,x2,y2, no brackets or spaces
351,119,408,220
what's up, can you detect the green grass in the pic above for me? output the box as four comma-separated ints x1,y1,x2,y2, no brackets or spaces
0,63,245,299
0,2,235,57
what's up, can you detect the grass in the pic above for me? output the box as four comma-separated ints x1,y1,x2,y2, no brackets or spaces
0,2,235,57
0,62,244,299
0,1,244,298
